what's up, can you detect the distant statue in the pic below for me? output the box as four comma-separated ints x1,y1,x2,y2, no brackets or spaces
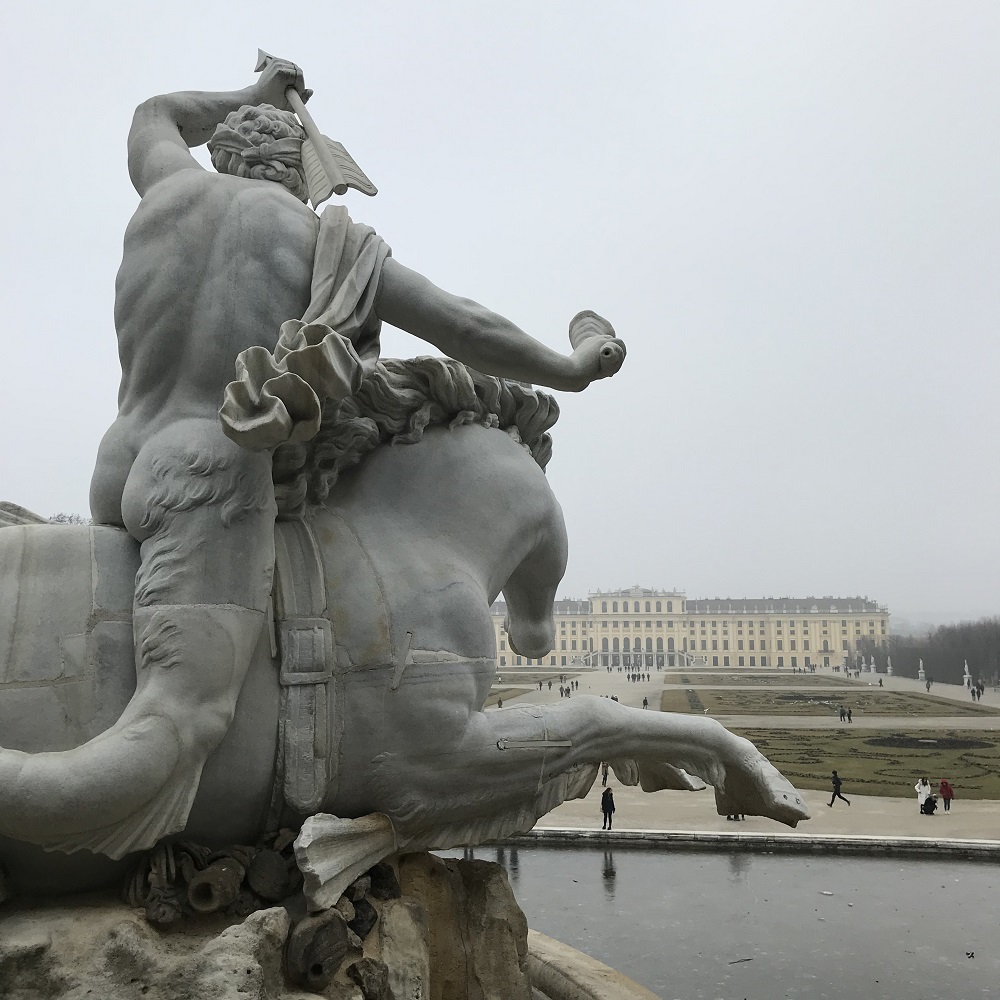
886,656,893,676
918,659,926,681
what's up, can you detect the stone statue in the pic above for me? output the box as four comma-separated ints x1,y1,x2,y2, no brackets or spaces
0,56,622,859
0,53,807,885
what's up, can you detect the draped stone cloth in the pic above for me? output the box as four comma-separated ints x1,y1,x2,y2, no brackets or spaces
220,205,392,452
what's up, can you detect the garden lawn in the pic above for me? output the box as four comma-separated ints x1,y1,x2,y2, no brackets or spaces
731,726,1000,799
662,671,846,687
659,687,1000,718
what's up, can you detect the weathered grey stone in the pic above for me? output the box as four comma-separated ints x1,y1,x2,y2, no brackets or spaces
0,901,292,1000
347,956,391,1000
347,875,372,902
285,909,348,992
348,897,379,941
380,897,430,1000
367,861,401,901
335,895,357,923
399,854,532,1000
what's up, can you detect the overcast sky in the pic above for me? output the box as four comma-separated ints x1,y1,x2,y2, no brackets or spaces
3,3,999,622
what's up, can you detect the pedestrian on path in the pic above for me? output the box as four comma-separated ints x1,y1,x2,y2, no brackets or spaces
601,788,615,830
847,708,853,723
642,697,649,709
828,770,850,807
915,777,932,813
938,779,955,812
839,706,846,722
601,762,609,787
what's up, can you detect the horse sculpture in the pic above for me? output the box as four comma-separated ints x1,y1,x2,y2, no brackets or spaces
0,358,808,897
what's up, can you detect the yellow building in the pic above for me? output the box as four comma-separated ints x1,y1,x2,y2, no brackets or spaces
491,586,890,670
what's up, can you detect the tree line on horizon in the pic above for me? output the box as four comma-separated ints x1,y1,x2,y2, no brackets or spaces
858,617,1000,687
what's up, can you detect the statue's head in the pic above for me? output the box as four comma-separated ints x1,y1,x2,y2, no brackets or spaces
208,104,308,203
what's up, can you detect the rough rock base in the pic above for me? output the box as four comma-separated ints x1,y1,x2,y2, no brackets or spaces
0,854,532,1000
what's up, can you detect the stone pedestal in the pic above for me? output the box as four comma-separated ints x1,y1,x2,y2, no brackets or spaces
3,853,652,1000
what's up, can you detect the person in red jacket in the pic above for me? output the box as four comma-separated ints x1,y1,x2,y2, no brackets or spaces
938,779,955,812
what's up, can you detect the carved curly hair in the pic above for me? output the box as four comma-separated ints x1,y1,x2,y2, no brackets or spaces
207,104,308,203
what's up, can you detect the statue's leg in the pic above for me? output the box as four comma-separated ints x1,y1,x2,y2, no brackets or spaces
0,418,276,858
374,696,809,848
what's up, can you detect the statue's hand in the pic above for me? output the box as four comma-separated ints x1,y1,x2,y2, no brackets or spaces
566,310,626,391
251,57,311,111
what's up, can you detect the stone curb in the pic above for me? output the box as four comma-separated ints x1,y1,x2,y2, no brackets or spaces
510,827,1000,859
527,929,660,1000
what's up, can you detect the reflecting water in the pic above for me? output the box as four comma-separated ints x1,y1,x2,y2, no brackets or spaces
441,845,1000,999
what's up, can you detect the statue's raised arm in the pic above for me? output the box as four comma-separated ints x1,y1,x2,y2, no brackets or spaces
126,57,308,197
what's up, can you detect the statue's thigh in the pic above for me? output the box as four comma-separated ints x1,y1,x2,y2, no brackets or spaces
121,417,277,608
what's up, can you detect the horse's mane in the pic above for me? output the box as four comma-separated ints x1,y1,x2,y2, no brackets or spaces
271,357,559,519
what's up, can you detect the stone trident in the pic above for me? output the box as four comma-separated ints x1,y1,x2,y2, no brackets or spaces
255,49,378,208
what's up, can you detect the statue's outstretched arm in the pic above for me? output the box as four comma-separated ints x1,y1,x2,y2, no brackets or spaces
127,58,308,197
375,258,625,393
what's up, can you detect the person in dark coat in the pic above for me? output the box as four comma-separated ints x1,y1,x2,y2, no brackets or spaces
601,787,616,829
828,770,850,807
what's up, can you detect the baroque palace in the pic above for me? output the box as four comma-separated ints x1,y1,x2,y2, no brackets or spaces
491,586,890,671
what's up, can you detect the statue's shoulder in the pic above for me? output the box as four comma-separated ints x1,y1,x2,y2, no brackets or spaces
136,172,316,235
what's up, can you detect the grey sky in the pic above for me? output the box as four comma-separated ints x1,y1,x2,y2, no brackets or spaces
3,3,998,621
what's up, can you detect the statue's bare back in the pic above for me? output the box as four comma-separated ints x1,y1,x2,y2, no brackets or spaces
93,172,317,524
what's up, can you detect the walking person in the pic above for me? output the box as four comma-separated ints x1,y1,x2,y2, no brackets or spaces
601,787,616,829
847,708,853,723
938,779,955,812
915,777,932,813
601,762,609,787
828,770,850,807
839,706,846,722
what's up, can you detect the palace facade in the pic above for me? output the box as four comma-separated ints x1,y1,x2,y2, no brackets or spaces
491,586,890,670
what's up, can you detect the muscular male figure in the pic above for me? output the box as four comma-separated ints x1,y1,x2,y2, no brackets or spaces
2,59,623,857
